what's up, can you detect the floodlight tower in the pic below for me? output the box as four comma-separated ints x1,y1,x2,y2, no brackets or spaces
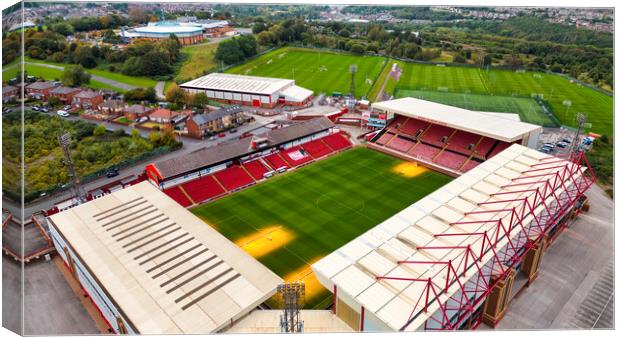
349,64,357,98
569,113,586,159
278,282,305,333
58,133,87,204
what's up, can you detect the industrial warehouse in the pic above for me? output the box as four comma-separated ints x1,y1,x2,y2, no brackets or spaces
180,73,314,108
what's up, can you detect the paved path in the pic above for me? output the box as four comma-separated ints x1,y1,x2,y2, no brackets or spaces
155,81,165,99
24,62,138,91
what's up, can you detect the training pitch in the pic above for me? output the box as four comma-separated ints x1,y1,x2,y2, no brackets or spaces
394,63,612,135
191,147,452,308
394,89,556,127
225,47,386,98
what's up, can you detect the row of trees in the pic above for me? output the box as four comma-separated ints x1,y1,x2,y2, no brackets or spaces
164,83,210,110
214,35,258,65
15,27,183,78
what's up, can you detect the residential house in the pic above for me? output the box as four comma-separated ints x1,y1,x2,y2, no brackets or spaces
100,99,125,115
2,85,19,103
186,106,245,138
124,104,153,121
50,86,81,104
148,108,180,124
73,90,104,109
25,81,57,100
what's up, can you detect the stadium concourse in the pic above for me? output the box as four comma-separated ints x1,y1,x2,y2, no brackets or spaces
145,117,352,208
368,97,542,176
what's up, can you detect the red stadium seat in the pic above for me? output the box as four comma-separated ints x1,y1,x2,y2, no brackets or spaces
420,124,455,147
488,141,512,159
446,131,483,156
473,137,497,160
281,146,313,167
408,143,440,161
264,152,290,170
323,133,352,151
386,136,415,153
163,186,193,207
375,132,394,145
242,160,270,180
213,166,255,191
434,151,469,171
460,159,481,172
399,117,430,138
302,139,334,159
181,175,226,204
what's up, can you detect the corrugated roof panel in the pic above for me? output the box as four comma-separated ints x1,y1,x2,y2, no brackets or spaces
332,265,376,297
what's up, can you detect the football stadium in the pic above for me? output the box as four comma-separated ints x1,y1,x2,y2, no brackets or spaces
44,97,595,333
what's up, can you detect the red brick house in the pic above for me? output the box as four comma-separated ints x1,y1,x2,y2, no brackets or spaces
100,99,125,115
124,104,153,121
73,90,104,109
186,106,245,138
50,86,81,104
25,81,57,100
148,108,180,124
2,85,19,103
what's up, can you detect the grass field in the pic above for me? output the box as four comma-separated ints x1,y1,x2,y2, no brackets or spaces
395,89,555,126
2,63,121,91
226,48,387,98
393,63,613,135
175,42,219,82
191,147,452,309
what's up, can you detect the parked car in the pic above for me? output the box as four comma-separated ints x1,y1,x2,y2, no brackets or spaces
3,107,12,113
229,128,238,134
31,105,40,111
556,142,568,148
40,107,49,113
63,105,71,110
208,136,217,141
136,116,148,123
539,147,552,153
56,110,70,117
106,167,119,178
218,133,226,138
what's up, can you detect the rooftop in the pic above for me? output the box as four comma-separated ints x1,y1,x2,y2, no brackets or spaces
180,73,295,96
47,182,282,334
74,90,102,99
191,106,244,125
372,97,541,143
134,25,203,34
26,81,56,90
51,86,80,95
153,117,334,179
312,143,587,331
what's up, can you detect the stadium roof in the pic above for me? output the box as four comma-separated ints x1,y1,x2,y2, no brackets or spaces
152,117,334,180
180,73,295,96
312,143,586,331
47,182,282,334
280,85,314,102
372,97,541,143
134,25,203,34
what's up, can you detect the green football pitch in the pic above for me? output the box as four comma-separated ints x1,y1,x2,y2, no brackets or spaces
394,63,613,135
191,147,452,309
225,48,387,98
394,89,556,127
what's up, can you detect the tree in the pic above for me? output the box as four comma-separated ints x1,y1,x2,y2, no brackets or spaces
165,83,186,104
51,22,74,36
73,45,96,68
191,92,209,109
61,65,91,87
215,38,245,65
93,124,106,137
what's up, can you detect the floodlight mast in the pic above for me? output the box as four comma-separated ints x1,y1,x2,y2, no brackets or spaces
58,132,87,204
569,113,586,159
349,64,357,98
278,282,305,333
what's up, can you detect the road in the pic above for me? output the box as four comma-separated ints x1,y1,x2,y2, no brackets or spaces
2,109,278,219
